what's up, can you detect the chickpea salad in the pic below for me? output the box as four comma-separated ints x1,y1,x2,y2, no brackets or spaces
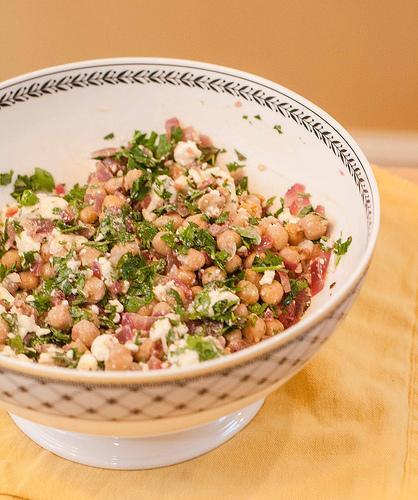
0,119,351,371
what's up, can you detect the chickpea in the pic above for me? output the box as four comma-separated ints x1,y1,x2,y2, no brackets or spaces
104,176,124,194
71,320,100,348
260,280,284,305
225,254,242,274
46,304,73,330
265,319,284,336
286,223,304,245
198,190,226,217
279,247,301,269
225,329,242,344
109,242,139,267
0,317,9,344
300,213,329,241
152,232,171,256
178,248,205,271
105,344,133,371
244,269,261,288
79,205,98,224
244,252,265,269
102,194,126,211
216,230,241,256
80,247,101,267
138,302,155,316
154,213,183,229
19,271,39,290
134,338,153,362
265,223,288,251
177,267,196,286
237,280,259,305
201,266,226,286
182,214,209,230
2,273,21,295
40,242,51,263
84,276,106,303
40,262,55,279
152,302,172,316
243,316,266,343
124,169,143,191
234,303,249,318
1,249,21,269
240,194,262,218
191,285,203,298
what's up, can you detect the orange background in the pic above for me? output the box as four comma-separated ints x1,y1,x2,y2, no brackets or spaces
0,0,417,131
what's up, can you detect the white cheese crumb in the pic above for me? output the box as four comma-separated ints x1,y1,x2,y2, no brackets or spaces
278,207,299,225
15,231,41,254
149,318,171,353
170,348,199,368
98,257,113,285
77,353,98,371
10,309,50,338
259,270,275,285
108,299,123,313
174,141,201,166
153,280,176,302
0,285,15,304
91,334,118,362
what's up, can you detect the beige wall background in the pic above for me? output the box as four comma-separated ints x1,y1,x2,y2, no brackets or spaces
0,0,417,132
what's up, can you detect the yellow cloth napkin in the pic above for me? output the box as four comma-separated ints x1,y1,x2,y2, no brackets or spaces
0,166,417,500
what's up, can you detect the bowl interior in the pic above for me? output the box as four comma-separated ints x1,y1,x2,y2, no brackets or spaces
0,59,377,375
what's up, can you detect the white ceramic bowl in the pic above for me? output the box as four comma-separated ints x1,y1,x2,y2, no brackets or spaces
0,58,379,469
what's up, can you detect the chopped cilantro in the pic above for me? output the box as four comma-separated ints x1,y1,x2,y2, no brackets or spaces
333,236,352,265
298,205,314,217
64,183,87,209
135,221,158,249
227,162,244,173
273,124,283,134
281,279,309,307
0,170,13,186
12,167,55,202
236,176,248,195
234,149,247,161
248,302,269,316
103,132,115,140
7,335,25,354
21,251,37,270
234,226,261,248
273,197,285,217
19,190,39,206
185,335,222,361
214,211,229,224
130,171,152,202
252,252,283,272
254,114,261,120
242,115,248,120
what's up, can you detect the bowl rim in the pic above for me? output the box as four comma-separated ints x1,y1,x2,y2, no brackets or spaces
0,57,380,384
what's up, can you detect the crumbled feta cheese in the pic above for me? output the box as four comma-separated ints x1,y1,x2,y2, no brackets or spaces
204,166,237,204
113,313,121,324
125,341,139,353
174,141,201,166
98,257,113,285
259,270,275,285
67,258,80,272
15,231,41,254
90,305,99,315
149,318,171,353
0,285,15,304
91,334,118,361
192,288,239,317
36,194,68,220
170,348,199,368
49,229,87,255
66,350,74,360
143,175,177,221
153,280,176,302
109,299,123,313
0,345,32,362
12,312,50,338
38,352,55,365
77,353,98,371
278,207,299,225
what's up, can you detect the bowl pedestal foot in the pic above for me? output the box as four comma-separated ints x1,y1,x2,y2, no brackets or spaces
10,399,264,470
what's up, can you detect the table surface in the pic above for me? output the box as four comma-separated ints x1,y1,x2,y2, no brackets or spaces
387,166,418,183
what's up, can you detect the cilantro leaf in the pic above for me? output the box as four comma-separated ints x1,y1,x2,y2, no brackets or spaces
185,335,222,361
0,170,13,186
273,124,283,134
333,236,352,265
103,132,115,140
252,252,283,272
